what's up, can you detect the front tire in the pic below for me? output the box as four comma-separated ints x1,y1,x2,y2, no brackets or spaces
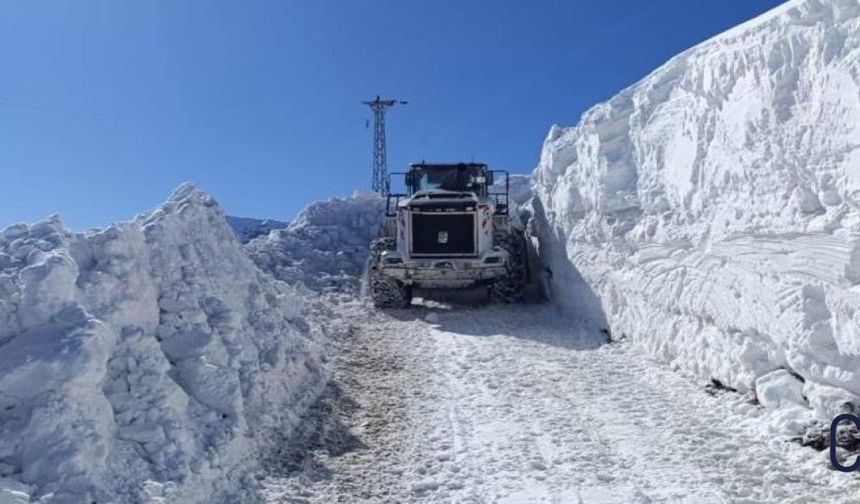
370,274,412,309
490,232,527,303
366,237,412,308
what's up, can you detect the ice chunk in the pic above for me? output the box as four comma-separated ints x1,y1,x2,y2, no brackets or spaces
755,369,807,409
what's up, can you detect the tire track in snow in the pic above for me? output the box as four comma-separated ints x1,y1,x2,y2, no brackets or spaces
263,302,860,503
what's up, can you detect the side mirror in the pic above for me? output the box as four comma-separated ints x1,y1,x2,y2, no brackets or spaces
405,172,414,187
485,172,494,186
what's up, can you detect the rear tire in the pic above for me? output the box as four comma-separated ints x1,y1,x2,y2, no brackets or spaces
490,232,527,303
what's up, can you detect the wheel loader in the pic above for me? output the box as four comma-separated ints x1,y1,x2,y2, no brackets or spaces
366,162,528,308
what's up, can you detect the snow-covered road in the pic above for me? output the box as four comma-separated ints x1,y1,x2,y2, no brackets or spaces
262,302,860,503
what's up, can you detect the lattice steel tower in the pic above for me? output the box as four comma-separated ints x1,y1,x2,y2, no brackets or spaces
363,95,407,194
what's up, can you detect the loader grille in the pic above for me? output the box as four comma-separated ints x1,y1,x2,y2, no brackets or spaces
411,213,476,256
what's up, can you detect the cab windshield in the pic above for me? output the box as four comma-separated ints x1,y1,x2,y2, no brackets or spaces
412,167,486,195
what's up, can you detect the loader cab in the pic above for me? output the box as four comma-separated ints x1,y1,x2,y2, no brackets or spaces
385,162,511,217
405,163,493,197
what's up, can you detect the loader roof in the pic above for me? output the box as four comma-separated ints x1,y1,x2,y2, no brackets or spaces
409,162,488,170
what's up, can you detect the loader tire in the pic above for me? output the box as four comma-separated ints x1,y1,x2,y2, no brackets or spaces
490,232,527,304
366,237,412,308
370,274,412,309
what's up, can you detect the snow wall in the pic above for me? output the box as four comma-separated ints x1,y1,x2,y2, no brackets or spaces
0,184,324,503
532,0,860,420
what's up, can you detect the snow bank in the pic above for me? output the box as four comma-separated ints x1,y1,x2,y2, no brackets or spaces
532,0,860,423
0,184,324,502
245,192,385,293
226,216,289,244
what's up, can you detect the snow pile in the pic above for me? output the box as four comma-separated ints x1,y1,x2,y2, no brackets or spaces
532,0,860,424
226,216,289,244
0,184,324,502
245,192,385,293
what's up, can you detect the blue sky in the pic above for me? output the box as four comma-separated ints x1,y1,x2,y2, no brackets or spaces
0,0,785,229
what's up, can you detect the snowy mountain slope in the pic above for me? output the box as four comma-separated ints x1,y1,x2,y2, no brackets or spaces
226,216,290,243
0,184,324,503
532,0,860,423
245,192,385,293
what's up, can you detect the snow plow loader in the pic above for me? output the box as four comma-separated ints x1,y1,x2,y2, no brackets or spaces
367,162,528,308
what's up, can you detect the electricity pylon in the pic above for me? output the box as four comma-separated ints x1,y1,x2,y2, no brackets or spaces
363,96,407,194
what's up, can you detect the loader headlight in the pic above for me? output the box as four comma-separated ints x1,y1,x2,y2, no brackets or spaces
381,251,403,265
483,256,503,265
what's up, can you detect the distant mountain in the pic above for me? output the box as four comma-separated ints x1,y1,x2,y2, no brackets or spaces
225,215,290,243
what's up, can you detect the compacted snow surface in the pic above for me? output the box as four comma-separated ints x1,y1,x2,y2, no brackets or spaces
262,301,860,503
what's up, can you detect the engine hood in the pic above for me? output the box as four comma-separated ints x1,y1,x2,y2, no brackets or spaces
404,191,480,211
